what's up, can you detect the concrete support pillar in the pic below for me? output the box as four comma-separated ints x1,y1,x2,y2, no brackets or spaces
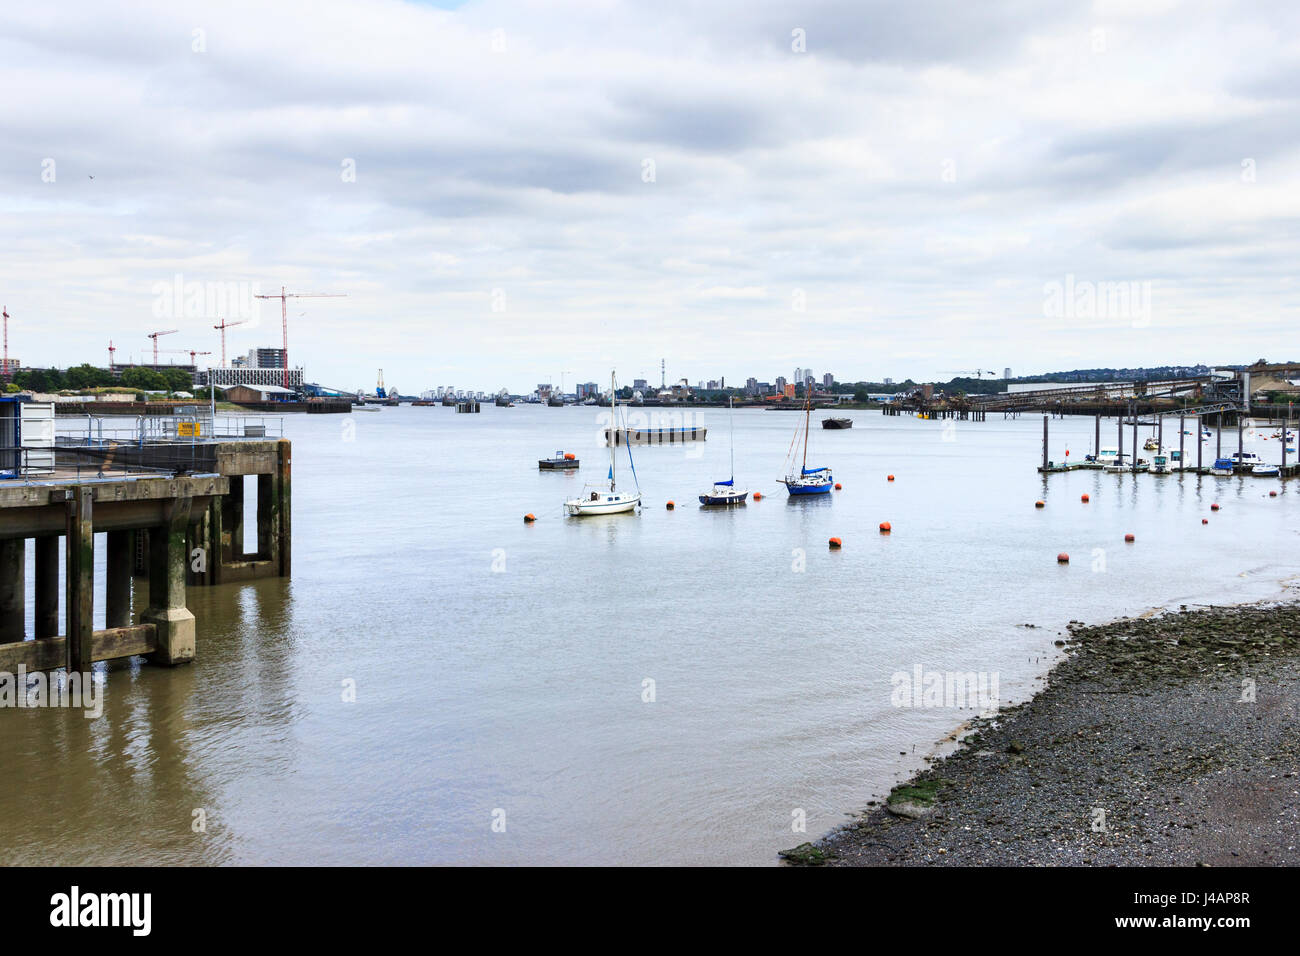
278,439,292,577
106,530,133,629
34,535,59,639
257,472,274,562
143,497,195,667
222,476,244,562
0,538,26,643
65,487,94,674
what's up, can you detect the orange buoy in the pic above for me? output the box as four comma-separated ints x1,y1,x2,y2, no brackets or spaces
1081,494,1090,503
1202,518,1209,524
879,522,891,533
1124,533,1135,542
834,483,842,490
1035,500,1045,508
1210,503,1220,511
524,513,536,523
666,500,675,510
753,491,763,501
887,475,895,482
1270,490,1278,497
828,537,842,549
563,452,575,460
1057,552,1069,563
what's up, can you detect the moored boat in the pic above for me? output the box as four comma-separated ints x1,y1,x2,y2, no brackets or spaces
1251,463,1281,477
700,398,748,505
539,451,579,470
1210,458,1236,476
821,417,853,429
781,395,833,496
565,373,641,516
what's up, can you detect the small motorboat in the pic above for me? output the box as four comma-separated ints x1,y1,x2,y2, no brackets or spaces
1148,454,1171,475
539,450,579,470
1231,451,1264,467
1210,458,1236,476
821,417,853,429
1251,463,1281,477
1143,437,1160,451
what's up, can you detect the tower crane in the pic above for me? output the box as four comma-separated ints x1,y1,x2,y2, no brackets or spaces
253,287,347,388
148,329,178,366
213,318,247,367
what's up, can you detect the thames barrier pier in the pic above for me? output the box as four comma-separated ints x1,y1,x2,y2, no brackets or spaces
0,406,291,675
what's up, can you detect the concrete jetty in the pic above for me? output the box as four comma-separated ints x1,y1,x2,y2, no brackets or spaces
0,436,291,676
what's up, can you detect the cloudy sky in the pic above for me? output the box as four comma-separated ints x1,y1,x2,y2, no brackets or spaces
2,0,1297,393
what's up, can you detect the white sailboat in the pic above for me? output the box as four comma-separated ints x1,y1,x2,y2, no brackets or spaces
565,371,642,516
699,397,748,505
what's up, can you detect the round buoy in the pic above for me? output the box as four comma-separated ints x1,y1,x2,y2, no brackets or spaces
1081,494,1090,503
1124,533,1135,543
1202,518,1209,525
879,522,891,533
887,475,895,482
1211,503,1220,511
524,513,536,523
666,501,675,510
1035,500,1045,509
1057,552,1069,563
828,537,842,550
753,491,763,501
834,483,843,490
1270,490,1278,497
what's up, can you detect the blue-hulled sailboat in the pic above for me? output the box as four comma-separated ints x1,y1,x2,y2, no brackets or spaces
700,398,748,505
781,395,833,496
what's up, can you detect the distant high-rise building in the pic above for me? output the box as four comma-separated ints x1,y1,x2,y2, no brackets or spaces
633,378,647,390
745,376,758,396
1004,368,1012,379
707,380,718,390
794,368,802,386
884,377,894,385
823,372,834,389
246,347,287,369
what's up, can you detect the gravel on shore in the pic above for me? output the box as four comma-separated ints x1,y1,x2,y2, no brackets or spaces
784,600,1300,866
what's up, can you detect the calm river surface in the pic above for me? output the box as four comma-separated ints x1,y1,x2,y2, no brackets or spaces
2,405,1296,864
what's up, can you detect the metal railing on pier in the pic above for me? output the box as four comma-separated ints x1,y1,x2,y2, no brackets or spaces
56,409,284,445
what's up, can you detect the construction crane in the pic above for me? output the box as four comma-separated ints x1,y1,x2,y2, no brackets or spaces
148,328,178,366
108,340,116,371
942,369,995,380
254,287,347,389
1,306,10,382
213,317,247,366
157,348,212,366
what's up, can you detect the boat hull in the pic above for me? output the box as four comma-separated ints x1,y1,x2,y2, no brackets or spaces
783,480,833,495
565,493,641,516
821,418,852,429
699,491,748,505
539,459,579,469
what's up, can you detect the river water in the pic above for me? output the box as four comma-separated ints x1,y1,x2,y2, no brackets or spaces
2,405,1296,864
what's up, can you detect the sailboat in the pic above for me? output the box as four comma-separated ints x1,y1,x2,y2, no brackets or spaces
699,398,748,505
780,394,833,496
564,372,642,516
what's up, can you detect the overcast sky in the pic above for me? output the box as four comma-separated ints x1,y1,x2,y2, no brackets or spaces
2,0,1297,393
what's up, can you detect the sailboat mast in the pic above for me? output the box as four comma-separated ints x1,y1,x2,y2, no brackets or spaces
802,394,810,471
729,396,735,483
610,370,617,491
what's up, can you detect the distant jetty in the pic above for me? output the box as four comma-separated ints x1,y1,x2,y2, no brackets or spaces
604,426,706,445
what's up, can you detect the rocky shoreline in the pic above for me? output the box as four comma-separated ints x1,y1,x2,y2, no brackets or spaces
784,599,1300,866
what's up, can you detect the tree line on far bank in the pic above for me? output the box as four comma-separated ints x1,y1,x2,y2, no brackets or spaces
6,364,198,395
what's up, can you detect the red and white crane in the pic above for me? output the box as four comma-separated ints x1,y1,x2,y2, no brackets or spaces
108,340,117,371
212,317,247,367
253,287,347,389
148,328,178,366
